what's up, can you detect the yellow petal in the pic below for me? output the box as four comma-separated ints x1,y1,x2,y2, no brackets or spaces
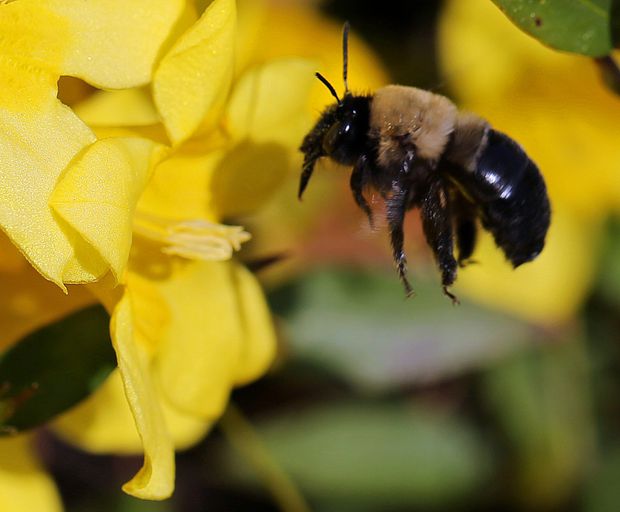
50,138,167,283
0,94,98,288
129,257,243,419
53,370,210,454
234,0,266,76
209,140,290,219
153,0,236,145
74,89,160,127
0,436,62,512
233,263,277,385
227,58,315,146
137,140,226,221
0,2,67,111
455,205,600,325
147,260,275,417
49,0,185,89
0,233,93,352
111,293,174,500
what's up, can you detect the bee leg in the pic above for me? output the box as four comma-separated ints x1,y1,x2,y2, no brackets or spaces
421,180,459,304
350,154,374,228
386,183,414,297
450,189,478,266
298,149,322,199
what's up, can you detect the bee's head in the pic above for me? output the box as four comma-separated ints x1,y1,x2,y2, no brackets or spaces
298,21,370,198
317,90,370,165
300,21,370,165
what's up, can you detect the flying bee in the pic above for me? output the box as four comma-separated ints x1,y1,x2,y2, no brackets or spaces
298,23,551,302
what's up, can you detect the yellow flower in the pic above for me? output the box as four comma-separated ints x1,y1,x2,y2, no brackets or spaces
0,436,62,512
48,0,315,500
0,0,317,501
438,0,620,324
0,0,181,289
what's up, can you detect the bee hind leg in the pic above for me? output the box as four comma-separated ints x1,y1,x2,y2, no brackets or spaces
421,179,459,304
451,189,479,267
386,182,414,297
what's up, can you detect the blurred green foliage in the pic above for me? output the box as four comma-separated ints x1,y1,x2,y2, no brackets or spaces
223,402,492,510
0,306,114,434
271,269,532,393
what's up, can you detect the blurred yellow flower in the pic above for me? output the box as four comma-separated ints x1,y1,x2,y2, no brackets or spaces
438,0,620,324
0,436,62,512
235,1,390,279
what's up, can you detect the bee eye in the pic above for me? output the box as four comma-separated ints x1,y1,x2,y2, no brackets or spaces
323,120,359,156
322,121,343,154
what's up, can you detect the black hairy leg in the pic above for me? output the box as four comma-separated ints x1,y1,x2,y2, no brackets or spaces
386,182,414,297
449,189,479,266
298,148,322,199
298,104,339,199
350,154,374,228
421,180,459,303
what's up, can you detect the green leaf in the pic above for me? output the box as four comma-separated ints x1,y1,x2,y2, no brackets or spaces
491,0,613,56
224,403,493,509
0,305,116,434
483,338,594,508
269,268,533,393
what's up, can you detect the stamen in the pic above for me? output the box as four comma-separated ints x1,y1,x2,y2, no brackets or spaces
134,213,251,261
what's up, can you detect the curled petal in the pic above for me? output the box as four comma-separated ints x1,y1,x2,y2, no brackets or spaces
50,138,168,283
0,436,63,512
0,95,97,288
111,293,174,500
153,0,236,145
54,370,210,454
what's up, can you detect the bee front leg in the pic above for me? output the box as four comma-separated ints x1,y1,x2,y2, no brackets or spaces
421,179,459,304
298,149,323,199
350,154,374,228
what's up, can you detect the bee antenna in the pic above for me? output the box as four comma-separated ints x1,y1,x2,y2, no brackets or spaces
315,72,340,104
342,21,350,93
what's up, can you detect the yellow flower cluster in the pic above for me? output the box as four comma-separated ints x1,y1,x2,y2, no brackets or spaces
0,0,326,505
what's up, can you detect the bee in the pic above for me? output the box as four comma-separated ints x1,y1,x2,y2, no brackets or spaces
298,23,551,302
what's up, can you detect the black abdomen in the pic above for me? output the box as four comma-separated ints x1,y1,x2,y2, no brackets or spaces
464,130,551,267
